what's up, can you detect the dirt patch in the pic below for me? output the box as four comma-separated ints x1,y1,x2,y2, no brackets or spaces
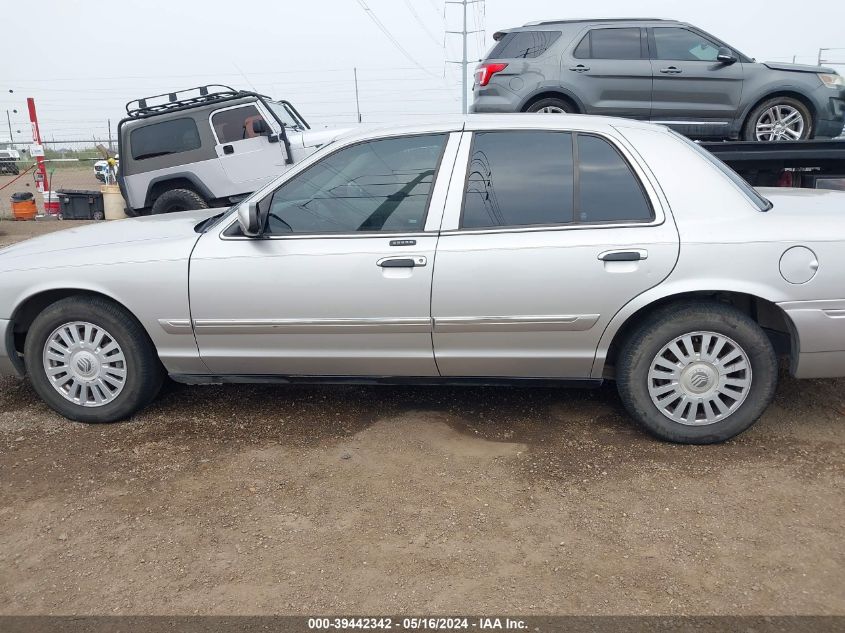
0,223,843,616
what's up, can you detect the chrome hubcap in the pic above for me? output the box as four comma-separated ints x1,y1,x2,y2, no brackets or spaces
536,106,566,114
648,331,752,426
755,105,804,141
42,321,127,407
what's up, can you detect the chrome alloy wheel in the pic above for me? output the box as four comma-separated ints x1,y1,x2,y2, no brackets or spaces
755,104,805,141
647,331,752,426
536,106,567,113
42,321,127,407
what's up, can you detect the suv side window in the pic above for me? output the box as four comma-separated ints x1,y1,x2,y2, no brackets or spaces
573,27,642,60
487,31,561,59
460,131,653,229
652,27,722,61
263,134,447,235
212,105,267,143
130,118,201,161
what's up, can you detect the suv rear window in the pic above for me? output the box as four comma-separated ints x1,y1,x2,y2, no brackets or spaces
573,27,643,60
487,31,561,59
130,118,201,161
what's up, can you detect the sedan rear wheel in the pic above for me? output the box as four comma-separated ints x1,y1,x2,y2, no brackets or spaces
616,302,778,444
24,296,163,422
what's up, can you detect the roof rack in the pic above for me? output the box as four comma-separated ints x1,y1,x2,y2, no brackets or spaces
124,84,259,118
522,18,673,26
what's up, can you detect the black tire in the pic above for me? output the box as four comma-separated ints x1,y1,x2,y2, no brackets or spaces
616,302,778,444
151,188,208,215
742,97,813,141
525,98,575,114
24,296,163,423
92,210,105,221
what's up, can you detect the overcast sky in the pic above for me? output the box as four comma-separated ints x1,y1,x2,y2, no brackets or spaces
1,0,843,145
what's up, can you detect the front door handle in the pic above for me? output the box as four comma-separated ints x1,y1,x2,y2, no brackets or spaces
659,66,683,74
569,64,590,72
377,256,427,268
598,249,648,262
222,144,234,155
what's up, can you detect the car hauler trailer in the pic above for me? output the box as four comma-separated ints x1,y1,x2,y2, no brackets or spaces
703,139,845,191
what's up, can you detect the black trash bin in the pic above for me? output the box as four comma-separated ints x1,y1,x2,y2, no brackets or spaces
57,189,105,220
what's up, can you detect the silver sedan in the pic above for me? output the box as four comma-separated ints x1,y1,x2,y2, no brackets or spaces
1,115,843,444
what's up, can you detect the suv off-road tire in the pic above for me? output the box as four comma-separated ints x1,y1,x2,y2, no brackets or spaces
742,97,813,141
151,188,209,214
616,302,778,444
525,98,575,114
24,296,164,423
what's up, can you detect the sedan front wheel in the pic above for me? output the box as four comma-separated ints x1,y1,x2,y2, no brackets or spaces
616,302,778,444
24,296,163,423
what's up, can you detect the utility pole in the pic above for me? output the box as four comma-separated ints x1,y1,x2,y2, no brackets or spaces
107,118,113,153
446,0,484,114
353,68,362,124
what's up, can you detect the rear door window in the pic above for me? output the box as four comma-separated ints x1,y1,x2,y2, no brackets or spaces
487,31,561,59
462,131,574,229
130,118,201,160
574,27,643,60
461,131,653,229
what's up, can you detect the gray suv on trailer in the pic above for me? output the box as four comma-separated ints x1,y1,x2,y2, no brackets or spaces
471,18,845,141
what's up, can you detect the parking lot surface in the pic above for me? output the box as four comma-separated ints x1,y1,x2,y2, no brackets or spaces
0,221,843,615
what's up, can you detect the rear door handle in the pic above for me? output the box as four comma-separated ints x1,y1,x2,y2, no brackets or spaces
569,64,590,72
659,66,682,74
222,144,234,155
377,256,427,268
598,249,648,262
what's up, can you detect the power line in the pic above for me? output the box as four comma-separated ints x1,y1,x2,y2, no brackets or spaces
402,0,443,47
355,0,437,77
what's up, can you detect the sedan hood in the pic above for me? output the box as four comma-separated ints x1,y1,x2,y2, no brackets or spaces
0,208,222,271
763,61,834,74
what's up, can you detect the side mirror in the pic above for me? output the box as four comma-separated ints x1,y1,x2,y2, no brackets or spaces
237,200,263,237
251,119,270,136
717,47,737,64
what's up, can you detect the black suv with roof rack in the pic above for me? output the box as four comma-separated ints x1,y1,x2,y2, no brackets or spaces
117,85,346,215
471,18,845,141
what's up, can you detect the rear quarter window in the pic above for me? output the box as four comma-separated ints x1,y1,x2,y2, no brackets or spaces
487,31,561,59
130,118,201,161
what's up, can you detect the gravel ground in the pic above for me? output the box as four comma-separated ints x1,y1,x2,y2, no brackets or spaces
0,221,843,616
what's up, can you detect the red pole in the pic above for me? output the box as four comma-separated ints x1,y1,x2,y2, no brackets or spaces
26,97,49,193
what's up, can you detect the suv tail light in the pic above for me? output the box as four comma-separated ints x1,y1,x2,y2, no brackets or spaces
474,63,508,87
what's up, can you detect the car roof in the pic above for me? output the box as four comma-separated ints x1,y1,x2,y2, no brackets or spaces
498,18,683,33
329,114,670,144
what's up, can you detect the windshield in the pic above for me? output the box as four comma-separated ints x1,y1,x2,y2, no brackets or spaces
266,101,302,130
672,131,773,211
